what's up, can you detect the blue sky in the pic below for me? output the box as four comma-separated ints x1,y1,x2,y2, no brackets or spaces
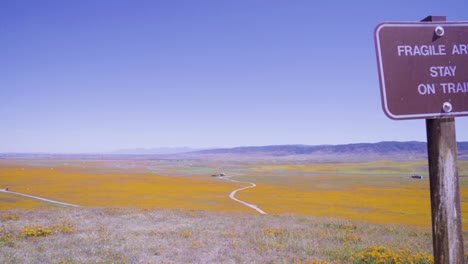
1,0,467,153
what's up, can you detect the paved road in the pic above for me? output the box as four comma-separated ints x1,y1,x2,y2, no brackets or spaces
0,189,80,207
222,176,267,215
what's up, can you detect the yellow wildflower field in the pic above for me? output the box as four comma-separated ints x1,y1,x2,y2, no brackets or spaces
1,160,467,230
237,176,435,227
0,166,248,212
0,193,45,210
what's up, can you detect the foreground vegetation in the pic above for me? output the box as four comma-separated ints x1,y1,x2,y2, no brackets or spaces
3,208,465,264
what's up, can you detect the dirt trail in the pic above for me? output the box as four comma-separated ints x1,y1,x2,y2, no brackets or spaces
0,189,80,207
1,176,263,213
222,176,267,215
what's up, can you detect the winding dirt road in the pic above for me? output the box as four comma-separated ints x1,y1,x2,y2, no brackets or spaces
222,176,267,215
1,176,264,213
0,189,80,207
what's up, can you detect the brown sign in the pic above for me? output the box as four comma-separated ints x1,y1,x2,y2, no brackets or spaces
375,22,468,120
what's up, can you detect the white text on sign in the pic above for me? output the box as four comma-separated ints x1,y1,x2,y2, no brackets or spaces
397,44,468,56
430,66,456,77
395,44,468,95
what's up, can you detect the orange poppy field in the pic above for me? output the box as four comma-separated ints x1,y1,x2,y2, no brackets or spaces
1,159,467,229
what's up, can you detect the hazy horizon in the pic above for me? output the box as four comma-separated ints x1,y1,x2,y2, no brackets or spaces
2,140,468,154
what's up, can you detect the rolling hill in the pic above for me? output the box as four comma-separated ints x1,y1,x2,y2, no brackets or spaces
187,141,468,161
1,141,467,161
193,141,467,155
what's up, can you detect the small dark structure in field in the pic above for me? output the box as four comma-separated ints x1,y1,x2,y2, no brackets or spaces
5,188,9,191
411,175,424,179
211,173,226,177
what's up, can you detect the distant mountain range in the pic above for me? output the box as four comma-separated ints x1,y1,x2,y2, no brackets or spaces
1,141,467,161
187,141,468,160
112,147,204,155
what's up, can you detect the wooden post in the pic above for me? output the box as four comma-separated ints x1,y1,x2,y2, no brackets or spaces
426,118,464,263
423,15,465,264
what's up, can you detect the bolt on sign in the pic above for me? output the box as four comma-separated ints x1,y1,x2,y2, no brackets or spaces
375,22,468,120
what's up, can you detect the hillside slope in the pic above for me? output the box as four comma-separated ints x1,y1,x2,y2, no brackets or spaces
193,141,468,156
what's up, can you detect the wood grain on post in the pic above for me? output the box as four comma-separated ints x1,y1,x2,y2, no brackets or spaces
426,118,465,264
